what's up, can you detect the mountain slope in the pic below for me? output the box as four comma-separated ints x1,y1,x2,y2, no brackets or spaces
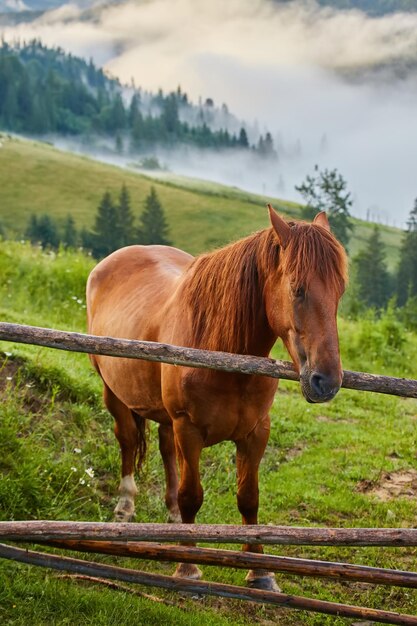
0,134,403,266
0,135,296,255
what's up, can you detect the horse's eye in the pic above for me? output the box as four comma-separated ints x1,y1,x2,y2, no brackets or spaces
294,286,305,300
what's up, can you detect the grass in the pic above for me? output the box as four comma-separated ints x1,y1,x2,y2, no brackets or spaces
1,241,417,624
0,133,404,267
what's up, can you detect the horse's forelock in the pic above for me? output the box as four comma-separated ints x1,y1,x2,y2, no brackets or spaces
282,222,348,295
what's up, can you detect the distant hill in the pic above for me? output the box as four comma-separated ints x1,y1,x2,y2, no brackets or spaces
0,0,90,11
319,0,416,15
0,134,403,267
2,0,416,16
274,0,417,15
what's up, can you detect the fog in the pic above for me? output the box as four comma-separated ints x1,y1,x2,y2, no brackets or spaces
3,0,417,226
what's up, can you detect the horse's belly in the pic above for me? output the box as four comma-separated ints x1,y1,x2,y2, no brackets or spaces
94,356,171,424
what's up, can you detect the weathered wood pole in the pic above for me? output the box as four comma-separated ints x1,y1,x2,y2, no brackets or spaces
0,322,416,398
1,543,416,625
2,521,417,546
41,539,417,589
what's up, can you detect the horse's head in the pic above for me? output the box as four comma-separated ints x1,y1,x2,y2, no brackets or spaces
266,205,348,403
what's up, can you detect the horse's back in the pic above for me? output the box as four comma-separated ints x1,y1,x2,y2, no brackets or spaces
87,244,193,339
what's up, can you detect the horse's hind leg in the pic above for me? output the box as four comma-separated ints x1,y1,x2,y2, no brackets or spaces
158,423,181,523
236,415,280,592
103,384,141,522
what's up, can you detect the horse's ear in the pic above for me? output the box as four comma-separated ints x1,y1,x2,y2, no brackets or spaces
313,211,331,232
268,204,291,248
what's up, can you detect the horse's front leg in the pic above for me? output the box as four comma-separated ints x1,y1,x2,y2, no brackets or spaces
172,416,204,580
236,415,280,592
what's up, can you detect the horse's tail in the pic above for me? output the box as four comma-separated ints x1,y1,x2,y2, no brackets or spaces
132,412,149,472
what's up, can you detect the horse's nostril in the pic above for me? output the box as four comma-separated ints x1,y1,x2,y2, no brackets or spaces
310,373,325,396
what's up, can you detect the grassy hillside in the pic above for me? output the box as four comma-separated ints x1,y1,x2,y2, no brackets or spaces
1,242,417,625
0,134,403,267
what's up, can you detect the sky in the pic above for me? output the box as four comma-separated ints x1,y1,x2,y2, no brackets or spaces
2,0,417,227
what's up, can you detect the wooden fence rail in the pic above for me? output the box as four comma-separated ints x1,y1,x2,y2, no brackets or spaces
27,539,417,589
0,322,416,398
3,520,417,546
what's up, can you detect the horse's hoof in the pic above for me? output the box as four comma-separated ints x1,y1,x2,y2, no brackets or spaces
113,511,134,524
167,510,182,524
173,563,203,580
246,571,281,592
114,497,135,522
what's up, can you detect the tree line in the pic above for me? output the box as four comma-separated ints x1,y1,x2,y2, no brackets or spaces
0,41,275,157
24,186,171,259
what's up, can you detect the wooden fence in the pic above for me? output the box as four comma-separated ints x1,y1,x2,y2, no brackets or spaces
1,321,417,624
0,322,416,397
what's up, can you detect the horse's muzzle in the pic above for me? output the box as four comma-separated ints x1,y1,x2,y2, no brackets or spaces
300,368,341,403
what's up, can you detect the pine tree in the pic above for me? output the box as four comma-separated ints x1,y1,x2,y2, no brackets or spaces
62,214,78,248
295,165,354,249
397,199,417,306
238,127,249,148
353,226,392,310
25,214,39,243
137,187,172,246
25,213,59,249
128,93,141,127
162,93,179,134
91,191,119,259
116,184,135,247
37,214,60,249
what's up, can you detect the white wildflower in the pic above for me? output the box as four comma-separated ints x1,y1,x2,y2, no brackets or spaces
85,467,94,479
79,478,86,485
73,447,81,454
70,467,77,472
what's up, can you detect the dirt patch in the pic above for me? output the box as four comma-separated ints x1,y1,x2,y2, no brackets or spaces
1,356,48,415
0,357,23,392
284,443,305,461
316,414,355,424
357,470,417,501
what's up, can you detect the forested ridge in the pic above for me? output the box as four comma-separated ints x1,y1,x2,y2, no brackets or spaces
0,40,275,156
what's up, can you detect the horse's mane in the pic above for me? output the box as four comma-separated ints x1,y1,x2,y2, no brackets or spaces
182,222,347,354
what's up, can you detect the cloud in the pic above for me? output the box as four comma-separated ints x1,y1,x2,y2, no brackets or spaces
2,0,417,226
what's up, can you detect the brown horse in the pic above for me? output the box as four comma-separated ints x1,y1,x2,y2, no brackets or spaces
86,206,348,591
